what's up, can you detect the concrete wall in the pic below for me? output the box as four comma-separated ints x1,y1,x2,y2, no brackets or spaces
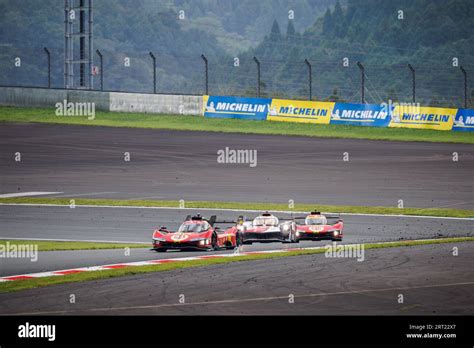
109,92,202,115
0,87,202,116
0,87,67,108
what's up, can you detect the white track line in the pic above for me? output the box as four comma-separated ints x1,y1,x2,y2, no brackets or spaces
0,203,472,220
0,192,62,198
0,238,472,283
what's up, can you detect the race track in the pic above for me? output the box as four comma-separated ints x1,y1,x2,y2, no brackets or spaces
0,205,472,277
1,242,473,315
0,122,473,316
1,123,473,208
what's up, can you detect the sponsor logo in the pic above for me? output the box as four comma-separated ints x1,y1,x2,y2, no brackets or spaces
171,233,189,242
206,101,267,113
389,105,456,130
203,96,270,120
331,108,388,120
453,109,474,131
268,99,333,124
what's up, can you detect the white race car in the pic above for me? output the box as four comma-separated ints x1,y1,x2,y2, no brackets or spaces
235,212,298,244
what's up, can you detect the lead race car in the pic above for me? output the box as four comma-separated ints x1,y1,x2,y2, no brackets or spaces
230,212,298,244
152,214,243,252
294,211,344,242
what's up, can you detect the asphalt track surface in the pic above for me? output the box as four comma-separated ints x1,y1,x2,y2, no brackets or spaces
1,123,473,209
1,242,473,315
0,205,472,277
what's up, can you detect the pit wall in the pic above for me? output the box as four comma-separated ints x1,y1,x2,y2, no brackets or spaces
203,95,474,132
0,87,202,116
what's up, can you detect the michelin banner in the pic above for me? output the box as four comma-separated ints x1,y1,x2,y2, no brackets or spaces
203,95,270,120
452,109,474,132
203,95,473,132
329,102,392,127
389,105,456,131
267,99,334,124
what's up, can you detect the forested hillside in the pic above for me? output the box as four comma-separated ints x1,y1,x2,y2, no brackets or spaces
0,0,472,107
228,0,474,106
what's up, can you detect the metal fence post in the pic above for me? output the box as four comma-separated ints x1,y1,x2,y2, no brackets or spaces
44,47,51,88
304,59,312,100
96,49,103,91
357,61,365,104
201,54,209,95
407,63,415,103
149,51,156,94
460,66,467,108
253,56,261,98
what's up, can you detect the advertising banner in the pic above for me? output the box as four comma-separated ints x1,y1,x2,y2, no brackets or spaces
452,108,474,132
203,95,270,120
329,102,392,127
267,99,334,124
389,105,456,130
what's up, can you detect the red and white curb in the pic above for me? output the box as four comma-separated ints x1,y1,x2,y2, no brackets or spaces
0,246,320,283
0,238,468,283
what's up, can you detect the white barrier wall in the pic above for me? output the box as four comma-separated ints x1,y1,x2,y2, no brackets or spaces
0,87,202,116
109,92,202,115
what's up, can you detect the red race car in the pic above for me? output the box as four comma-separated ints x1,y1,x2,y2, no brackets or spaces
294,211,343,242
152,214,242,252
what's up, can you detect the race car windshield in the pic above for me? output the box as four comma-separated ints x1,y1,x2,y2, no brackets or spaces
178,222,209,233
253,217,278,226
305,217,327,225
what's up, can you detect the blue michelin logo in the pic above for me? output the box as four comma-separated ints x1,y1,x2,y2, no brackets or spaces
452,109,474,132
204,96,270,120
330,103,392,127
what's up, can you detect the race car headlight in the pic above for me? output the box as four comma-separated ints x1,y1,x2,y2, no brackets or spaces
332,230,340,236
296,232,300,237
197,239,210,245
281,224,290,232
153,238,166,242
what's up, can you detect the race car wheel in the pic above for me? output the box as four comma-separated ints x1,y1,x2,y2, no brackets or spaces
211,233,218,250
236,232,243,247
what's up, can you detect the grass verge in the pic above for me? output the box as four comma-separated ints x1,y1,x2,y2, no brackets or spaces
0,239,148,252
0,197,472,218
0,106,472,144
1,237,473,293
